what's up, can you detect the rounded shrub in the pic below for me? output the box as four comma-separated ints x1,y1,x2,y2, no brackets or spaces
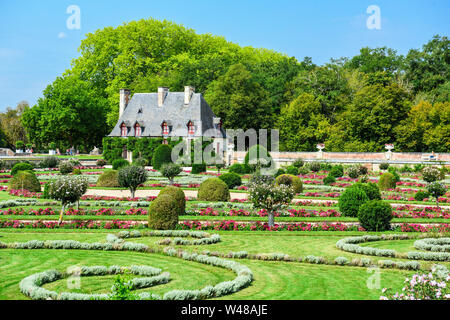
422,166,442,183
275,174,303,194
338,187,369,217
11,162,34,176
9,171,41,192
351,182,381,200
309,162,321,172
96,170,119,187
293,158,304,168
160,163,182,184
379,162,390,170
58,161,74,175
112,158,130,170
133,157,148,167
358,200,393,231
244,145,273,172
158,186,186,215
72,169,82,175
347,165,360,179
197,178,230,202
148,194,179,230
219,172,242,189
414,190,429,202
329,165,344,178
152,144,172,170
358,165,369,175
191,163,206,174
285,166,298,176
228,163,250,174
118,165,147,199
323,175,336,185
40,156,59,168
378,172,396,190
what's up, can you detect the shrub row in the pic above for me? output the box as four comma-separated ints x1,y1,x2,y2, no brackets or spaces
414,238,450,252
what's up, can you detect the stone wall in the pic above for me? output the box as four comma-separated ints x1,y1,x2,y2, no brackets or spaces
230,151,450,167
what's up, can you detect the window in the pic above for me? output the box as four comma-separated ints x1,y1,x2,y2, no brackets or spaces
135,123,141,137
162,122,169,135
121,123,128,137
187,121,195,135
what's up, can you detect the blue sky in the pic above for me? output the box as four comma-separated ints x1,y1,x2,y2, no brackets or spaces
0,0,448,111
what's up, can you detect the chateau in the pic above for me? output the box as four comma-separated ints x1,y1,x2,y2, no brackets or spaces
108,86,227,157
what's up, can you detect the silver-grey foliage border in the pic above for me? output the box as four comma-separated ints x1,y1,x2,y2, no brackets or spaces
3,231,252,300
336,234,450,262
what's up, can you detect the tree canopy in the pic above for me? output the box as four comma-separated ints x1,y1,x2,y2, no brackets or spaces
15,18,449,153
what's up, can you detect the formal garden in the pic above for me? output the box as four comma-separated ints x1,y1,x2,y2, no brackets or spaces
0,144,448,301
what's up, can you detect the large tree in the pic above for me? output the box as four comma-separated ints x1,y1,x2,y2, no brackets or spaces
0,101,29,148
278,93,330,151
395,101,450,152
204,63,272,130
22,75,109,151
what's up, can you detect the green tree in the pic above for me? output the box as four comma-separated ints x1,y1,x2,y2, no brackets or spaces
22,75,109,151
205,63,272,130
395,101,450,152
278,93,330,151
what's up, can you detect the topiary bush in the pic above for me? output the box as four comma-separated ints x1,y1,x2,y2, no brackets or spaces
275,174,303,194
58,161,74,175
133,157,148,167
158,186,186,216
96,170,119,187
422,166,442,183
358,200,393,231
309,162,321,172
351,182,381,200
323,175,336,185
347,165,360,179
378,172,397,190
11,162,34,176
329,165,344,178
160,163,182,184
414,191,429,202
9,171,41,192
112,158,130,170
379,162,389,170
152,145,172,170
228,163,251,174
191,163,206,174
118,165,147,198
197,178,230,202
427,181,447,208
293,158,304,168
219,172,242,189
244,144,273,172
40,156,59,168
358,165,369,175
338,187,369,217
285,166,298,176
148,194,180,230
249,172,275,185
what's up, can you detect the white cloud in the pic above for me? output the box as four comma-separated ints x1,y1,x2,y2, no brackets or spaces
57,32,67,39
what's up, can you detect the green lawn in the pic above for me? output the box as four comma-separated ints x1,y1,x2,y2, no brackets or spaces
0,229,447,300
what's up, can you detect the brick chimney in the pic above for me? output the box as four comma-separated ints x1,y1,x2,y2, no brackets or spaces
119,89,131,118
184,86,195,104
158,87,169,107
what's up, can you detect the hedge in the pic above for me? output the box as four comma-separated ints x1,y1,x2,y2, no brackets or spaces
198,178,230,202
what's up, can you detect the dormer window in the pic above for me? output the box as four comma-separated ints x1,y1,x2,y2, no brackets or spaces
187,121,195,135
121,123,128,137
135,123,141,137
162,122,169,135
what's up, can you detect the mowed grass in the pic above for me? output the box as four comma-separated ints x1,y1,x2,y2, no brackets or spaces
0,230,447,300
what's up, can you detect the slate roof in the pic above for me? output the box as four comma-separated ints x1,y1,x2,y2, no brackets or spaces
109,92,226,138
